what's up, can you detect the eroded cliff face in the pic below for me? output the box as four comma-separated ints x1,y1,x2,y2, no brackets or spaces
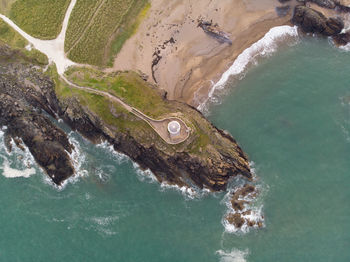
60,96,252,191
0,43,252,191
0,45,74,184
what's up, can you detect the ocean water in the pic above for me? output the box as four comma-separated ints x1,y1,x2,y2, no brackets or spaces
1,37,350,261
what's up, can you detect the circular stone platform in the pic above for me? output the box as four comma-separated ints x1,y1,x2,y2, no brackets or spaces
168,121,181,135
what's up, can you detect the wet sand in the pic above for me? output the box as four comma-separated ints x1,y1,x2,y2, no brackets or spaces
112,0,293,106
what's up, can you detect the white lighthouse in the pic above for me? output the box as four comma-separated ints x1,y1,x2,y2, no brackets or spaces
168,120,181,138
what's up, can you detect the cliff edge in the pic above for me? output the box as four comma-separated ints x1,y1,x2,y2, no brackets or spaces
0,43,252,191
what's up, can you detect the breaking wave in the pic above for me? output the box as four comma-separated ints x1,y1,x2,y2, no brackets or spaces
0,128,38,179
43,131,88,190
221,164,268,234
216,248,249,262
198,25,299,112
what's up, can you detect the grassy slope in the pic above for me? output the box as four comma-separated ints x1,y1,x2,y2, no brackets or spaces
8,0,70,39
0,19,48,65
63,67,213,154
49,65,162,148
65,0,148,66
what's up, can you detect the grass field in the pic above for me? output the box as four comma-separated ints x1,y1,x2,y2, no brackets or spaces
63,67,215,154
65,0,148,66
8,0,70,39
65,67,170,118
0,19,48,64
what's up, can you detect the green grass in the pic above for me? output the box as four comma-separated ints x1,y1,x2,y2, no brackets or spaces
0,19,48,64
48,65,237,158
48,64,158,143
65,67,171,118
9,0,70,39
0,18,26,47
65,0,148,66
64,0,101,52
64,67,217,154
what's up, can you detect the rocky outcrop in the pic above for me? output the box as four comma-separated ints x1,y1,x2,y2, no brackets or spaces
0,43,252,191
292,5,344,36
333,31,350,44
0,45,74,184
226,184,264,230
59,96,252,191
198,20,232,45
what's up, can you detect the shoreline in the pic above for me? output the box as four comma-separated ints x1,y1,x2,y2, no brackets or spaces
198,24,300,112
112,0,293,107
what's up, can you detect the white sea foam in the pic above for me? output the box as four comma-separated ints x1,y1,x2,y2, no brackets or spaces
222,172,267,234
216,248,249,262
44,132,88,190
2,160,36,178
89,215,119,236
339,41,350,51
97,140,128,164
98,139,211,199
198,25,299,111
0,133,37,179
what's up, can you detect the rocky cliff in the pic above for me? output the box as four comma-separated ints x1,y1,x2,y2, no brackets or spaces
292,5,344,36
290,0,350,45
0,44,74,183
0,43,252,191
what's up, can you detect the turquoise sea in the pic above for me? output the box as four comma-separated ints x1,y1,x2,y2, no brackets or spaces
1,37,350,261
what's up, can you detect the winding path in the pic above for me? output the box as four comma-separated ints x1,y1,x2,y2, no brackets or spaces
61,76,191,144
0,0,191,145
0,0,77,74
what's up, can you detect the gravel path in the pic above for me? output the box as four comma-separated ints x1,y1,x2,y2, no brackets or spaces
0,0,77,74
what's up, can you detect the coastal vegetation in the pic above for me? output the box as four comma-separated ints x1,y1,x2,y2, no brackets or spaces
6,0,70,39
59,66,239,158
65,0,148,66
0,19,48,65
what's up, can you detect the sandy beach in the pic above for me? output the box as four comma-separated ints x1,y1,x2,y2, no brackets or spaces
112,0,293,107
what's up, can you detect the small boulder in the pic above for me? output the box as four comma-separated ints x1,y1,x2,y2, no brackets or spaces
227,213,245,228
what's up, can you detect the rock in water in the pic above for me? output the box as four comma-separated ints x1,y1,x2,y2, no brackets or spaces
292,6,344,36
333,31,350,45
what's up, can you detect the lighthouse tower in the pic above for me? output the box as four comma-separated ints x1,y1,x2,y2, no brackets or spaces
168,120,181,138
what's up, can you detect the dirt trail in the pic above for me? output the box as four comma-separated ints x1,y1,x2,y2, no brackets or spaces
61,75,190,144
0,0,78,74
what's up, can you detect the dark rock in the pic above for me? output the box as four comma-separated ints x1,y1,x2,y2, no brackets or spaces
60,95,252,191
333,31,350,45
227,213,245,228
0,45,75,185
276,5,291,17
198,19,232,45
278,0,291,3
0,43,252,191
231,199,247,211
292,6,344,36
